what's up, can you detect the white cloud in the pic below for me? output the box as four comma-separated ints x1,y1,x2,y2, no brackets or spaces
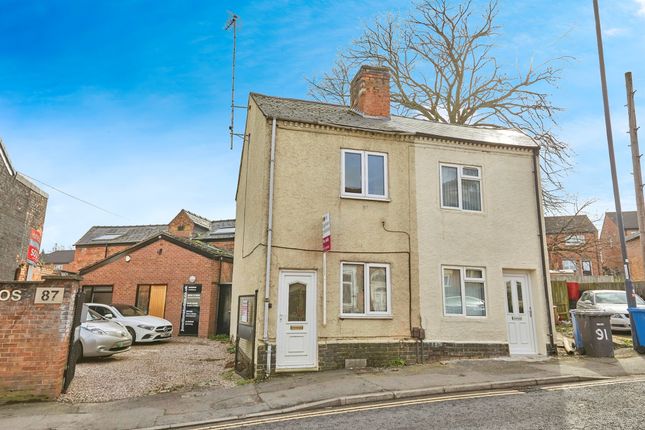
605,27,626,37
637,0,645,16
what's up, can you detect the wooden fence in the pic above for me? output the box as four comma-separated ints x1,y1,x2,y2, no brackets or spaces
551,281,645,321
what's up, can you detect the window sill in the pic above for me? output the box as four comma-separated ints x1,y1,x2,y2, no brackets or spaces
340,194,391,202
442,315,488,320
339,314,393,320
440,206,484,214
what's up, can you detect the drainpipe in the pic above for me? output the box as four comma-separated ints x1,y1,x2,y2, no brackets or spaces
263,118,277,377
533,148,556,355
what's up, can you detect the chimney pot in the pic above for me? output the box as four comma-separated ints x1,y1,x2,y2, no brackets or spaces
350,65,391,118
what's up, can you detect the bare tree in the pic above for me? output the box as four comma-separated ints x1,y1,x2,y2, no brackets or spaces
307,0,569,211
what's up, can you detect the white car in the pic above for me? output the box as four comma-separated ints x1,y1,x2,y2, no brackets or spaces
86,303,173,343
576,290,645,331
80,306,132,357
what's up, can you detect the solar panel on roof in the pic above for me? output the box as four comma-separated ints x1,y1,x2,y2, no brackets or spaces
92,234,123,241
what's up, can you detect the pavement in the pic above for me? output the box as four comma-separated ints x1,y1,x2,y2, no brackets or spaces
2,348,645,430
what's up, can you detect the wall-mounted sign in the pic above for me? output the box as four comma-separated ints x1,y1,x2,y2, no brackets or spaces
180,284,201,336
0,289,23,302
322,213,331,252
26,229,42,266
239,296,255,326
34,287,64,304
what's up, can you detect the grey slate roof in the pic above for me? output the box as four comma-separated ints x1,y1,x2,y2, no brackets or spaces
544,215,597,235
250,93,537,149
606,211,639,231
40,250,75,264
183,210,212,230
79,232,232,274
197,219,236,241
75,225,168,246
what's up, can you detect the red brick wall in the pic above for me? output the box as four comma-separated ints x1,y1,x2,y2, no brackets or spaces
80,238,233,337
546,231,601,275
205,239,235,252
69,244,130,272
168,211,195,238
0,277,80,402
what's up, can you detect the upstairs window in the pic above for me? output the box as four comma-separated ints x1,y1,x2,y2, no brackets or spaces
440,164,482,211
341,149,388,199
565,235,585,246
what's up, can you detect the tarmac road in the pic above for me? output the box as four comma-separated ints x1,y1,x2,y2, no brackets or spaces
200,377,645,430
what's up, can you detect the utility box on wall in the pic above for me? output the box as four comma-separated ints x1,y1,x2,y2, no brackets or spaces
0,276,81,403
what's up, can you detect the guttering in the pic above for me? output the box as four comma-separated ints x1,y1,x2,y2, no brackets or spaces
533,148,556,355
263,117,277,377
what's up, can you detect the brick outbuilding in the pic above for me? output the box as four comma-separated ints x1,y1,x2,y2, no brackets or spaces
79,232,233,338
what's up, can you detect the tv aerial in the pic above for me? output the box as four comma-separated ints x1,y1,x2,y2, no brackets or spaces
225,12,247,150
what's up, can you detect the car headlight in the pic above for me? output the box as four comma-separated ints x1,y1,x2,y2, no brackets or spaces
89,327,107,335
137,324,155,331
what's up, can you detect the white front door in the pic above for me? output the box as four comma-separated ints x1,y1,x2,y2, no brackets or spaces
276,270,317,370
504,273,537,355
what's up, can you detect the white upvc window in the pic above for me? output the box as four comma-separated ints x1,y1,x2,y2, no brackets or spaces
440,164,482,211
562,259,577,272
442,266,487,317
341,262,391,317
341,149,388,199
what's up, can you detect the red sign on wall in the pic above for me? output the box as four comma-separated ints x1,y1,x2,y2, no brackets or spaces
322,213,331,252
26,228,42,266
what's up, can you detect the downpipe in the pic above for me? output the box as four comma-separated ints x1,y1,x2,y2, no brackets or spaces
533,148,556,355
263,118,277,377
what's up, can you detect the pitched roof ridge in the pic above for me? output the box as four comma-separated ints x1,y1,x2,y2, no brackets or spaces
251,92,527,136
89,224,168,228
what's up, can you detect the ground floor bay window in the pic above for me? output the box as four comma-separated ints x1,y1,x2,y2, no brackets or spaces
442,266,487,317
341,262,391,317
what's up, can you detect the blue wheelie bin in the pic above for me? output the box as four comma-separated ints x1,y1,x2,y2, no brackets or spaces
628,308,645,354
570,309,583,352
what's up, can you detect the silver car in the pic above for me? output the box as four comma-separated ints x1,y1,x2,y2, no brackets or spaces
576,290,645,331
80,305,133,358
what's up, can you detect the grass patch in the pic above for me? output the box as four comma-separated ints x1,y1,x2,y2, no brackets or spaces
387,358,406,367
209,334,230,342
227,345,237,354
223,369,255,385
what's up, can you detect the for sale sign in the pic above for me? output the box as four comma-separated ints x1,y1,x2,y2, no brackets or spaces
322,213,331,252
26,228,42,266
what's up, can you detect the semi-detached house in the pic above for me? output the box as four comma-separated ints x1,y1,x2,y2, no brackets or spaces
231,65,555,377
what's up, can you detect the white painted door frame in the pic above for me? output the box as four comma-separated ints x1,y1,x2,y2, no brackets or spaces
503,272,537,355
276,270,318,370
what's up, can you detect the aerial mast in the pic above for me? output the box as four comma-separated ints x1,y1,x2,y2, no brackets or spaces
225,13,246,150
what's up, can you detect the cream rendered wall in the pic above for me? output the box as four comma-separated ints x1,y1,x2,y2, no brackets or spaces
266,122,413,342
230,99,270,360
414,139,550,354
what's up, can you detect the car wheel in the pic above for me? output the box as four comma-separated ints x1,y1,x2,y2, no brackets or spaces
126,327,137,343
75,342,84,362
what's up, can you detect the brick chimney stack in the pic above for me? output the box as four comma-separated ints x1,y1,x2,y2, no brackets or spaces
350,65,391,118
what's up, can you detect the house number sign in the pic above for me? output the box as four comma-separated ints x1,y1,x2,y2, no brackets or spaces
34,288,64,304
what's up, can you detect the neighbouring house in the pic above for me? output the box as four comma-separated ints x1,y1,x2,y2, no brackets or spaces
599,211,640,275
544,215,601,276
72,209,235,337
69,209,235,271
0,139,48,281
231,65,554,377
38,249,76,277
78,232,233,338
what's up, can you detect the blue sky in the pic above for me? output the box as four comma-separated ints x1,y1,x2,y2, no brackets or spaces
2,0,645,250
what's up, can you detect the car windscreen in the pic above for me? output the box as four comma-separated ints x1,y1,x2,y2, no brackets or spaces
85,308,105,322
113,304,146,316
595,292,627,304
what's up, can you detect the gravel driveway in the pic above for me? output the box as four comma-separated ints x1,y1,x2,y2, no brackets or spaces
59,337,237,403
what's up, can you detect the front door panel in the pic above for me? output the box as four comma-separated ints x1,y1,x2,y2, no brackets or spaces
148,285,167,318
276,271,317,370
504,274,536,355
